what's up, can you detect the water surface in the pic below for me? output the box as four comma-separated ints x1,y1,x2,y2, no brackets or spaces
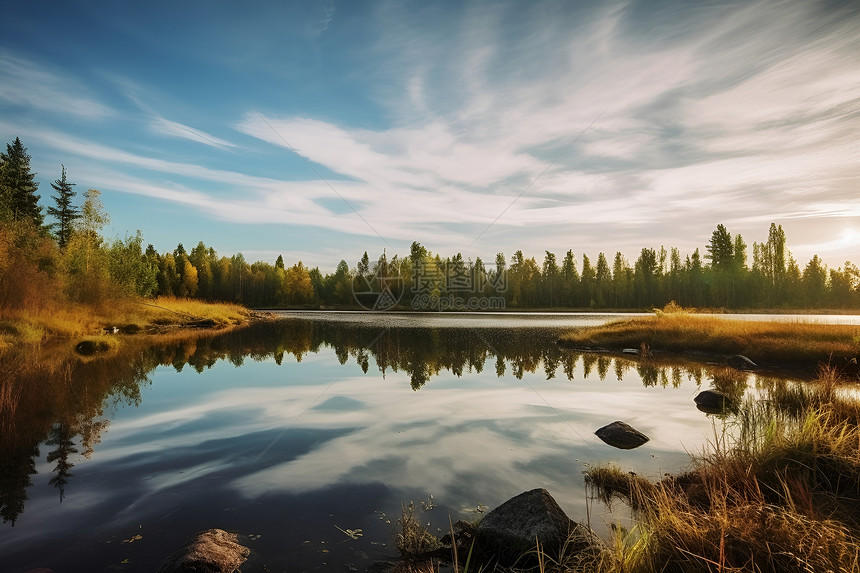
0,312,830,571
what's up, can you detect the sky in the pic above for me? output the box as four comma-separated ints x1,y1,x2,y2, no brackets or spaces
1,0,859,272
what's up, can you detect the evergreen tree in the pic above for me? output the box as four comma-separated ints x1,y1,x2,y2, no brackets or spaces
0,137,42,226
706,224,734,270
560,250,579,307
687,248,705,306
595,252,611,307
47,165,79,248
611,252,630,307
802,255,828,307
541,251,559,306
581,254,596,307
634,248,659,307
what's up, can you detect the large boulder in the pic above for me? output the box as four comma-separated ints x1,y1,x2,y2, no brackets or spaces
694,390,737,414
157,529,250,573
595,421,650,450
476,489,593,566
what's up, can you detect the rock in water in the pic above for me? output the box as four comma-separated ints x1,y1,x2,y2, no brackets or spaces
157,529,250,573
74,340,110,356
476,488,594,566
694,390,736,414
594,421,650,450
726,355,757,370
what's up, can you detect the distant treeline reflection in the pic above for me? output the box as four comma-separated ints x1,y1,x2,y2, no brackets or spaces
1,319,758,525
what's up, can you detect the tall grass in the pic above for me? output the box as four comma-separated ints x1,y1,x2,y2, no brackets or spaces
581,366,860,573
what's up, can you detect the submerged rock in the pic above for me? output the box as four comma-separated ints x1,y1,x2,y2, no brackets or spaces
726,354,757,370
594,421,650,450
74,340,110,356
157,529,250,573
694,390,736,414
476,488,594,566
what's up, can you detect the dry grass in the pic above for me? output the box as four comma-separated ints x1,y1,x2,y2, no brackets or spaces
120,297,251,327
396,501,442,561
0,296,252,348
558,312,860,373
581,366,860,573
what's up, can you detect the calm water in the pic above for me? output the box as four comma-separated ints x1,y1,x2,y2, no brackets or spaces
1,312,850,572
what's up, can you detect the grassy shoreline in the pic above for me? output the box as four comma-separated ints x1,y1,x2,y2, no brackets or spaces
557,311,860,376
0,296,259,350
575,366,860,573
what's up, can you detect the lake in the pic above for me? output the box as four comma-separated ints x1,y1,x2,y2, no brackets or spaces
1,311,856,572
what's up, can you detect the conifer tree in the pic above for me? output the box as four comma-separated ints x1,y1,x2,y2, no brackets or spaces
0,137,42,226
47,165,79,248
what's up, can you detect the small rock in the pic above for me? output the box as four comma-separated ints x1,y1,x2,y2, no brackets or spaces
440,519,477,554
595,421,650,450
157,529,250,573
726,354,756,370
694,390,736,414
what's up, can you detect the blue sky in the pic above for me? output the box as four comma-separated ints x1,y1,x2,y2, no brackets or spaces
2,0,859,271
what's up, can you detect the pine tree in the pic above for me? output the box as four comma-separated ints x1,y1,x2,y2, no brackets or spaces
46,165,79,248
706,224,734,270
0,137,42,226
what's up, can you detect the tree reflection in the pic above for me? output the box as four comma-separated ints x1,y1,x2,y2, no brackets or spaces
0,317,761,524
46,423,78,502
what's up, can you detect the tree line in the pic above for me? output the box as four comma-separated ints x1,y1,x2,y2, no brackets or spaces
2,136,858,311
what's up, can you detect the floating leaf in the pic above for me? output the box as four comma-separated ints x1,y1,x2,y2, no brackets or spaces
334,525,364,539
122,534,143,543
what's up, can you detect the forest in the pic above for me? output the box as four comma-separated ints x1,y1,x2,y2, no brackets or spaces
2,136,859,313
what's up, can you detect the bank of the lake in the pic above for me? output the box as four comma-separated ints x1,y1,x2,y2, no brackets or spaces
0,296,264,351
573,363,860,573
557,311,860,376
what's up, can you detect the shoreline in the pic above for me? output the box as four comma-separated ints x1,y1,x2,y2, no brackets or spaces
557,312,860,378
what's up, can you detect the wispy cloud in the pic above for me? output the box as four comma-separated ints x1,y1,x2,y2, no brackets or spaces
4,0,859,267
118,86,237,150
0,52,112,119
150,116,236,150
236,0,860,263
